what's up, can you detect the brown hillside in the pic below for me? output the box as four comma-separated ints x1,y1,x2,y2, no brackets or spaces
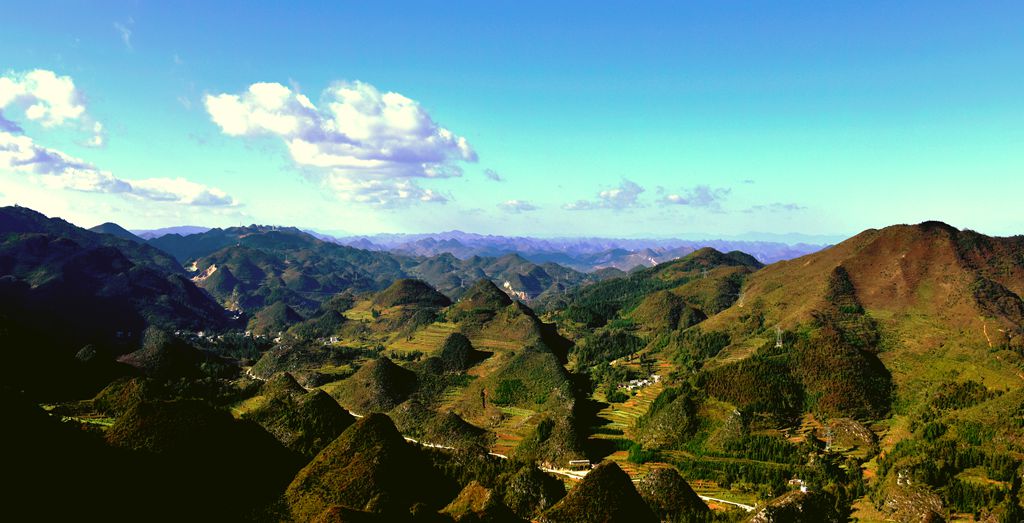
706,222,1024,345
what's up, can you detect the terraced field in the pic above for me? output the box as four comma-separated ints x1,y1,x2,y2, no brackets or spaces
465,332,527,352
342,301,375,321
592,377,666,441
490,405,541,457
388,322,458,354
705,335,767,369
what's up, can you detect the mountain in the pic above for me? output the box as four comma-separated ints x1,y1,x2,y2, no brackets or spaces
90,222,145,244
331,357,418,414
157,225,586,323
284,413,448,519
182,226,406,318
132,225,210,240
538,461,658,522
405,252,594,301
330,230,828,270
372,278,452,308
2,206,184,274
691,221,1024,520
635,467,709,521
545,247,764,328
706,221,1024,355
441,481,522,522
0,206,231,396
13,205,1024,521
242,372,357,458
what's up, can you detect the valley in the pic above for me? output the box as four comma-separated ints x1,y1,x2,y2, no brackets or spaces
3,206,1024,522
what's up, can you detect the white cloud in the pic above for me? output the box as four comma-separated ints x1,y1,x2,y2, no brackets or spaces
0,68,235,207
205,80,476,206
483,168,504,182
323,174,447,207
0,130,235,206
564,178,645,211
0,69,105,146
659,185,730,209
129,177,235,206
498,199,538,213
0,69,86,127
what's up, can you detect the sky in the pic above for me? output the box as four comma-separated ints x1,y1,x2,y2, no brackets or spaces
1,1,1022,239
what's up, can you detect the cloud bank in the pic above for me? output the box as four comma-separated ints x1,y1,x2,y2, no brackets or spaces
0,69,235,206
498,199,538,213
564,178,645,210
0,130,234,205
659,185,730,209
205,80,477,206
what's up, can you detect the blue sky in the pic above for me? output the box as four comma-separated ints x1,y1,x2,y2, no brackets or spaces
1,1,1022,238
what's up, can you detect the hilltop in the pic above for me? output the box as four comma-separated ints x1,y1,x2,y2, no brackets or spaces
90,222,145,244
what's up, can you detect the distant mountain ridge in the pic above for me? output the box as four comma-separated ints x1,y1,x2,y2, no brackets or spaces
131,226,211,239
118,223,598,325
327,230,828,271
129,224,828,271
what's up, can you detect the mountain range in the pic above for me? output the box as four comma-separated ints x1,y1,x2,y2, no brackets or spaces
5,204,1024,522
132,226,828,272
318,230,828,271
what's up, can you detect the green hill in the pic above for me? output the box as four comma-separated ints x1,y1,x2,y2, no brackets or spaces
373,278,452,308
413,333,488,382
248,300,304,335
92,376,161,415
183,226,407,318
251,342,366,385
331,357,418,414
441,481,523,522
495,465,567,519
390,399,491,449
453,278,514,313
629,290,707,331
635,467,709,521
2,206,183,274
539,461,658,523
115,326,211,379
513,409,587,467
244,373,356,458
285,413,448,519
546,247,762,329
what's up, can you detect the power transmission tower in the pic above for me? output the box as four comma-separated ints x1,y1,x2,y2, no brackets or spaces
775,326,784,349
